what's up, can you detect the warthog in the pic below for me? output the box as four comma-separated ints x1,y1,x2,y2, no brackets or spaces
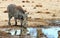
6,4,27,26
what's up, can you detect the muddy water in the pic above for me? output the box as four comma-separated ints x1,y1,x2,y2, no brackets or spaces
0,28,37,38
27,27,60,38
42,26,60,38
0,26,60,38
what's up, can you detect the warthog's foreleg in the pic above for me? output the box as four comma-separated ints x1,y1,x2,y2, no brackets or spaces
20,19,23,27
14,18,17,26
8,15,12,25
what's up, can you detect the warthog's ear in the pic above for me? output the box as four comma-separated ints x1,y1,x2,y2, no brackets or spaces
4,10,8,13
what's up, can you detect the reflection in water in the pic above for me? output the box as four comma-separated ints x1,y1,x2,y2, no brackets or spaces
9,29,21,35
27,28,37,38
9,28,37,36
27,28,37,36
1,27,60,38
42,27,60,38
8,28,37,38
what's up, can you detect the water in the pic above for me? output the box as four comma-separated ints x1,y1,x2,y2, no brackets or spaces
42,26,60,38
25,27,60,38
1,26,60,38
9,29,21,35
9,28,37,38
27,28,37,36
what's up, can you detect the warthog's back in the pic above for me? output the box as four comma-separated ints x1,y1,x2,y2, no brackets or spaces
7,4,17,16
7,4,26,19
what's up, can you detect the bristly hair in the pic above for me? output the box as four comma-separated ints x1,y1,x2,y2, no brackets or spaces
16,6,25,14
